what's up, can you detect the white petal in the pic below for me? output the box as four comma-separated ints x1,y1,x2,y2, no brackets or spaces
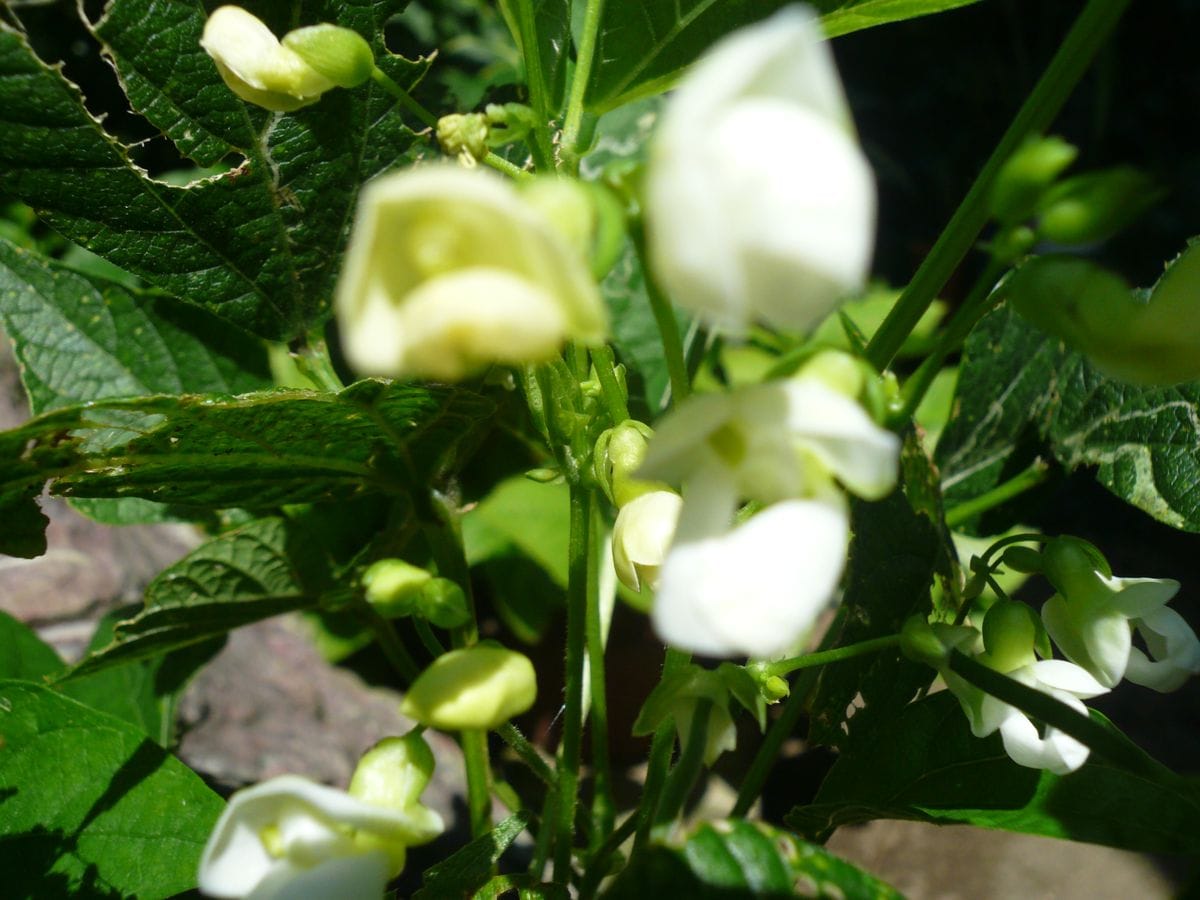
1097,574,1180,618
612,491,683,591
1125,606,1200,692
998,711,1090,775
1027,659,1108,699
247,852,392,900
652,499,848,658
638,392,735,484
1042,594,1129,689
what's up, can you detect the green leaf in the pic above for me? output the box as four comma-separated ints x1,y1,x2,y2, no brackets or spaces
807,439,948,749
788,692,1200,857
499,0,570,115
0,1,426,340
413,811,532,899
937,304,1200,532
0,680,223,898
463,476,570,583
0,610,62,681
602,819,902,899
0,381,493,546
64,516,331,678
583,0,983,113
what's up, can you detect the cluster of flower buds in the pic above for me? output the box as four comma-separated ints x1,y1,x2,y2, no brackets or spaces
198,733,443,899
905,535,1199,774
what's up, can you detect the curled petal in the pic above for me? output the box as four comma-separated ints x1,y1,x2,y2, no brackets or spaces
1042,593,1131,689
1126,606,1200,692
997,702,1091,775
612,490,683,591
1027,658,1108,699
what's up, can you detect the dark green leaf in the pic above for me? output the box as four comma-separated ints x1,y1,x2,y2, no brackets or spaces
807,439,947,749
413,811,532,899
500,0,570,115
64,517,330,678
0,381,493,531
602,819,902,899
0,680,223,898
789,692,1200,857
583,0,983,113
0,610,61,681
937,304,1200,532
1,0,426,340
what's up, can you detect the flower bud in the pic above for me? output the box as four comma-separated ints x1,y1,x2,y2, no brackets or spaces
436,113,490,164
999,545,1044,574
400,645,537,730
282,24,374,88
348,735,442,843
363,559,432,618
336,166,607,381
200,6,335,111
981,600,1043,672
989,136,1077,225
416,578,471,629
612,490,682,592
1037,167,1159,246
595,419,668,507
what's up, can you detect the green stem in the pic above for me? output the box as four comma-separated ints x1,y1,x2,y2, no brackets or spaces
580,813,639,899
412,618,446,660
553,485,592,884
654,699,711,826
731,665,821,818
894,257,1006,425
632,223,690,406
586,504,615,843
560,0,606,170
462,729,494,838
590,343,631,425
944,460,1051,528
864,0,1132,372
361,607,420,682
370,66,437,129
482,151,532,180
499,722,557,788
763,634,902,679
946,651,1178,783
632,648,690,852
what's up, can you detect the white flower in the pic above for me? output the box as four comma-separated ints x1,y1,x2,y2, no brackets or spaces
336,167,607,381
612,490,682,592
201,7,336,111
652,497,849,658
645,7,874,334
1041,537,1191,689
198,773,441,899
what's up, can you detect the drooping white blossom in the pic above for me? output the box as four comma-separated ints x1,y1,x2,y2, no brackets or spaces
645,7,875,334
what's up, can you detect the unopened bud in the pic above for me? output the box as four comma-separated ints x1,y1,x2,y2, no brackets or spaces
437,113,490,164
364,559,432,618
400,645,537,730
417,579,471,629
282,24,374,88
595,419,669,507
1037,167,1160,246
981,600,1040,672
989,136,1078,224
999,545,1044,574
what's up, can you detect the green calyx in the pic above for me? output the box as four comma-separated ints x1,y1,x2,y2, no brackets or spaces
282,24,374,88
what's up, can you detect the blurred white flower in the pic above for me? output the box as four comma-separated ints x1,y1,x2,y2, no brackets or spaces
201,7,335,111
198,771,441,899
336,167,606,381
645,7,874,334
1040,537,1194,690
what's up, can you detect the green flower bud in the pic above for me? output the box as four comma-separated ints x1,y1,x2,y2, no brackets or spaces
1042,536,1111,596
363,559,432,618
760,674,790,702
400,645,537,730
281,24,374,88
1037,167,1160,246
989,136,1077,224
595,419,670,507
436,113,490,164
980,599,1041,672
416,578,471,629
999,545,1044,574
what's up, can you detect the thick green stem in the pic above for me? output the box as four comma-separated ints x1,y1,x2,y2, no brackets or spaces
763,634,901,679
654,699,711,826
553,486,592,883
462,730,493,838
864,0,1132,372
560,0,606,170
945,460,1051,528
591,343,631,425
632,223,690,406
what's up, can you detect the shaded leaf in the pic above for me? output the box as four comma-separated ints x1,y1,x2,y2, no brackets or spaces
0,680,223,899
602,819,901,899
413,811,532,900
0,610,61,681
789,692,1200,857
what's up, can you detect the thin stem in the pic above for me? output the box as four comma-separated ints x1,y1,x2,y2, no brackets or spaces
553,485,592,884
763,634,901,679
590,343,631,425
499,722,557,788
482,151,532,180
632,647,690,852
586,503,615,844
946,651,1179,783
894,257,1006,425
561,0,606,170
370,66,437,129
462,729,493,838
731,665,821,819
654,699,711,826
944,460,1051,528
632,223,690,406
580,813,638,899
864,0,1132,372
361,607,420,682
